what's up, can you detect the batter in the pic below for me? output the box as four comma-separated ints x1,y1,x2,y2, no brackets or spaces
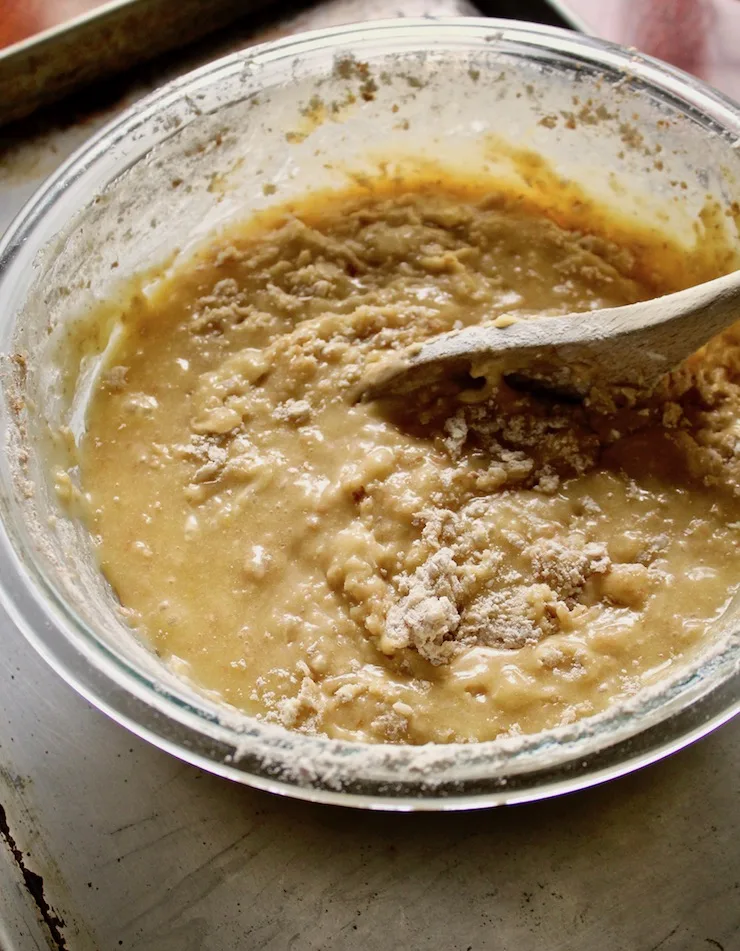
78,180,740,744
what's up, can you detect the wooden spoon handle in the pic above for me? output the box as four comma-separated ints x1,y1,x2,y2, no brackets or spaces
598,267,740,353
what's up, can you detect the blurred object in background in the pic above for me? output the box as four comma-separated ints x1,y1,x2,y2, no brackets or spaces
0,1,110,49
555,0,740,99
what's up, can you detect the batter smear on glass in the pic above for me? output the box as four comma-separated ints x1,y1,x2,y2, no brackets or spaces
79,178,740,744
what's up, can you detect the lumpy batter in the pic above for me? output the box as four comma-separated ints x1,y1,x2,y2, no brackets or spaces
79,180,740,744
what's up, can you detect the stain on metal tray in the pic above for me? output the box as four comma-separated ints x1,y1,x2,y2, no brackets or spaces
0,800,69,950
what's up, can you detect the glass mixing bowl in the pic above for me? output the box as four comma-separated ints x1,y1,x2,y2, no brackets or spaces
0,18,738,810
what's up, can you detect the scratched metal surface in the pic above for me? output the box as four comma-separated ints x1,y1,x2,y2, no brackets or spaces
0,3,739,950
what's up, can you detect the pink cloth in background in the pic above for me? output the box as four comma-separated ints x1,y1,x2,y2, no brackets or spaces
560,0,740,99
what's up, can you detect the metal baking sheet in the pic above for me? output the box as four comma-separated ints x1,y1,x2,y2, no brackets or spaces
0,0,273,127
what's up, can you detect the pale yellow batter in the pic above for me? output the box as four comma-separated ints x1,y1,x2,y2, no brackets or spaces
79,180,740,744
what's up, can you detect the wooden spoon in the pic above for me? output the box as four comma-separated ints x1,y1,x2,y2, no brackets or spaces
357,269,740,402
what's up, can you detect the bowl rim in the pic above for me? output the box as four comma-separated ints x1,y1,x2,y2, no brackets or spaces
0,15,738,810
